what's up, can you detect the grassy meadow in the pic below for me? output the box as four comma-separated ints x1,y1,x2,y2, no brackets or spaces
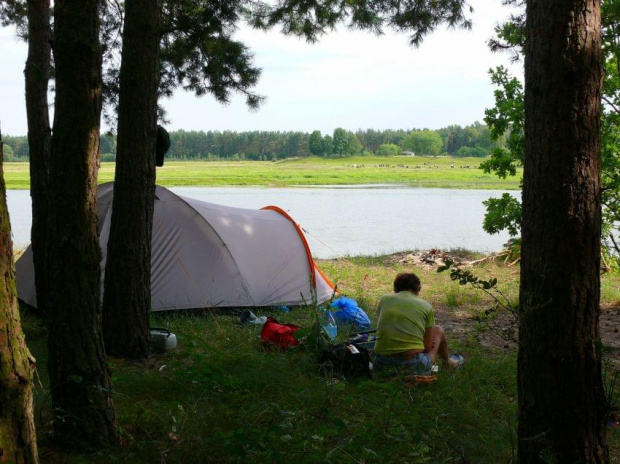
13,155,618,462
23,252,620,463
4,155,522,190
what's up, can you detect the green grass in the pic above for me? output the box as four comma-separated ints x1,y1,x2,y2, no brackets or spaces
4,156,522,190
601,274,620,307
21,253,620,463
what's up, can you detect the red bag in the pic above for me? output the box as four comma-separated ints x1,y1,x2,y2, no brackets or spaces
261,317,301,350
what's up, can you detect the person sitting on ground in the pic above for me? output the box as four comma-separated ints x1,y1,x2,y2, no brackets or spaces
373,272,461,375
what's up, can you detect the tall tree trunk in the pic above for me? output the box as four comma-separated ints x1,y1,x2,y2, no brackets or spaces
24,0,51,317
102,0,160,359
0,133,38,463
47,0,117,446
519,0,608,462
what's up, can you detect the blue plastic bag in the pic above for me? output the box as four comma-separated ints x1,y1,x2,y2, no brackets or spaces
330,297,371,331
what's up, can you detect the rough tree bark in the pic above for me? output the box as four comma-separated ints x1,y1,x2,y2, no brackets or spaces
0,133,38,463
47,0,117,446
24,0,51,317
102,0,161,359
519,0,609,462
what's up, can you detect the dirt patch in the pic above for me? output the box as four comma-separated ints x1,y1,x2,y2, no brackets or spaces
435,300,620,366
601,304,620,365
434,305,518,352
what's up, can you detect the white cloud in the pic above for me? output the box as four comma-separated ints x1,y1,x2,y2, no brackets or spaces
0,0,523,136
163,0,523,134
0,27,29,135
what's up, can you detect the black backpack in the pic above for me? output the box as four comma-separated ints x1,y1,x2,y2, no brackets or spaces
319,342,372,379
156,125,171,167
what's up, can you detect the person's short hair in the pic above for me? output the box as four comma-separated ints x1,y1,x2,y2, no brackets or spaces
393,272,422,293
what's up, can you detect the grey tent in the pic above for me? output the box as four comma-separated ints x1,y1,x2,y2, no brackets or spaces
16,183,336,310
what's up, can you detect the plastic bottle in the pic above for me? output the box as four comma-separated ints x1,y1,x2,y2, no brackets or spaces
321,310,338,341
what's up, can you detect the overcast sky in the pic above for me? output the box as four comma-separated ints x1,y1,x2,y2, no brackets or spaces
0,0,522,137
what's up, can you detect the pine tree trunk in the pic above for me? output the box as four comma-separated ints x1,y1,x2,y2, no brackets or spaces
102,0,160,359
25,0,51,317
0,134,38,463
519,0,609,462
47,0,117,446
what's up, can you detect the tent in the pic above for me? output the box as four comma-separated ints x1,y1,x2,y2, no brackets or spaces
16,182,336,311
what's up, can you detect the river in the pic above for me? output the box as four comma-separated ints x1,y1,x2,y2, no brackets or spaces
8,186,515,258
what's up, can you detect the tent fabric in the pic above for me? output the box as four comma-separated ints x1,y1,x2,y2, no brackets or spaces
16,183,335,311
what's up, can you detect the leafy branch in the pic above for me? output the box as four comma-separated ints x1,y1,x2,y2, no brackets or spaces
438,258,519,342
438,259,513,311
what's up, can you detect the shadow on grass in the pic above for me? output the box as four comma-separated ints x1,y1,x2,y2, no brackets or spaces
23,305,520,464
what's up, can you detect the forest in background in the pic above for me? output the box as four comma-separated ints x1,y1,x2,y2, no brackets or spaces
2,121,495,162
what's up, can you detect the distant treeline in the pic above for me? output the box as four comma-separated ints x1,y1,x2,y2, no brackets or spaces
3,122,496,162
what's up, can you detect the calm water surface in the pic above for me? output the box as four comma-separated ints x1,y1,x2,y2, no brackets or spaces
8,186,515,259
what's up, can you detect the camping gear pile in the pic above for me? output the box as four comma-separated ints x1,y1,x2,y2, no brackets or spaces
257,297,375,380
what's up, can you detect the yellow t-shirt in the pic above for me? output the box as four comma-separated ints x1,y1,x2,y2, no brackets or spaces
374,291,435,355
